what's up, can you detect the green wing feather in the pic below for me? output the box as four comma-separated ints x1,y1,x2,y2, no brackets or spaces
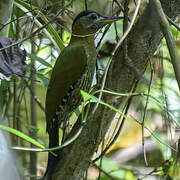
45,44,87,131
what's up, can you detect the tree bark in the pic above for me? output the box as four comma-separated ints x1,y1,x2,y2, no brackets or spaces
44,0,180,179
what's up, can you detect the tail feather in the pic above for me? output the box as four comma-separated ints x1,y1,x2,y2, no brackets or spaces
44,117,59,179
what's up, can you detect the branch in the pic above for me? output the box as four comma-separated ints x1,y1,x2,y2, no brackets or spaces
153,0,180,90
167,16,180,31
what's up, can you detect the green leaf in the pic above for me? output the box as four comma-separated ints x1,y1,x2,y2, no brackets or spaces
62,30,71,44
80,90,91,102
0,80,10,90
27,53,52,68
80,90,131,121
0,124,45,149
36,72,49,87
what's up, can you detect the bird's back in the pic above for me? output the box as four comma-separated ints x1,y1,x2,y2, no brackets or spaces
45,42,92,133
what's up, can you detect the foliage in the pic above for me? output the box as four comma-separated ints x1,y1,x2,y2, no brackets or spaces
0,0,179,179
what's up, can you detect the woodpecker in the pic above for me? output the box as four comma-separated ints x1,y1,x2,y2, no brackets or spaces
45,10,122,165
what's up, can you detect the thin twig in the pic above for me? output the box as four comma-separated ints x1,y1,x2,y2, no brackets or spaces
95,24,111,49
85,0,88,11
24,81,45,112
142,59,153,166
153,55,171,61
92,162,115,180
96,89,180,127
132,117,178,152
113,0,131,20
92,98,130,163
122,0,130,65
0,10,34,31
92,83,139,164
167,15,180,31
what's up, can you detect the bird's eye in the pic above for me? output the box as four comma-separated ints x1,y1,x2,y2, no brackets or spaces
91,13,98,20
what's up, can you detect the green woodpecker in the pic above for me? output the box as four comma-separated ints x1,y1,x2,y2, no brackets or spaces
45,10,122,153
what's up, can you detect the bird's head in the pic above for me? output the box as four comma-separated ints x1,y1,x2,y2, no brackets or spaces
72,10,123,36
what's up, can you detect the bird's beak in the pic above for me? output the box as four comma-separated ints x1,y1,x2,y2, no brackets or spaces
102,16,123,24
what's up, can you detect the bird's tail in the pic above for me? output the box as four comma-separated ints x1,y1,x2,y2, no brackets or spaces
44,118,59,179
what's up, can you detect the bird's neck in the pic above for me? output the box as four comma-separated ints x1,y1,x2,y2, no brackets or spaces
70,33,95,46
70,32,96,57
71,24,95,46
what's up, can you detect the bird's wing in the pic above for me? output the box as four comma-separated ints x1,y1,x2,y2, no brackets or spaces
45,44,87,130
